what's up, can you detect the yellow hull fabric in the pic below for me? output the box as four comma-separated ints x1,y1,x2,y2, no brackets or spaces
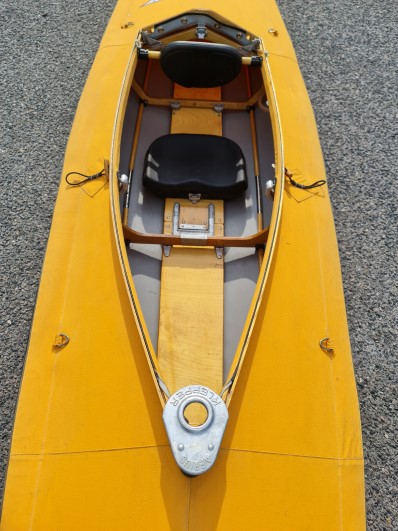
1,1,365,529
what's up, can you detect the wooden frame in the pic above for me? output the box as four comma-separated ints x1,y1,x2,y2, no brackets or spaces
132,79,265,111
144,50,258,65
123,224,269,248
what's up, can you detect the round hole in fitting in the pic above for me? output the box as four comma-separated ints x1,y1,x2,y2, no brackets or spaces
183,401,209,427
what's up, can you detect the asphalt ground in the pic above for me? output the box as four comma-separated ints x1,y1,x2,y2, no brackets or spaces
1,1,396,528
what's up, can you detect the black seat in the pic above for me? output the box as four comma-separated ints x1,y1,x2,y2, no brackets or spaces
143,134,247,199
160,41,242,88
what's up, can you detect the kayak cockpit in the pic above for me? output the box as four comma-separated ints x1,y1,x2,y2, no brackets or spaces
113,12,279,474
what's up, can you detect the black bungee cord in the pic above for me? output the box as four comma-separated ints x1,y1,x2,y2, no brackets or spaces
65,168,105,186
285,168,326,190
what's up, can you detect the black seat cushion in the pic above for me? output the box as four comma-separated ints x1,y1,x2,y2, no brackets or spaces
160,42,242,88
143,134,247,199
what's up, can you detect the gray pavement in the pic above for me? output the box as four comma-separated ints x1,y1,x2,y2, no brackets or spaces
1,1,397,528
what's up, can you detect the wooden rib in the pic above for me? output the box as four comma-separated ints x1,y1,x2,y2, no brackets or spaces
132,79,265,111
245,66,264,267
122,61,152,225
123,224,269,248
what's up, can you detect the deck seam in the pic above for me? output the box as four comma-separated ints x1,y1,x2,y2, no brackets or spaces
221,447,364,462
12,445,364,461
11,444,170,457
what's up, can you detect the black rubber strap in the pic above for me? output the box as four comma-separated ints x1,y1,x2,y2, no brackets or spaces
65,168,105,186
285,168,326,190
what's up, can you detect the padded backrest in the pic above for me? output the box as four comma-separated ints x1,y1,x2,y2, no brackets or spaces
160,41,242,88
143,134,247,199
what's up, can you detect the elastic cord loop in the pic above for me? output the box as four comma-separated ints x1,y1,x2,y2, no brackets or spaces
65,168,105,186
285,168,326,190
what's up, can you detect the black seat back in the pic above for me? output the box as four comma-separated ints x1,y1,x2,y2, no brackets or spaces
160,41,242,88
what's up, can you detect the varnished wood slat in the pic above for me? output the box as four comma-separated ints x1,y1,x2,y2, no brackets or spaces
173,84,222,101
158,87,224,425
158,199,225,425
170,107,222,135
171,80,222,136
157,247,224,396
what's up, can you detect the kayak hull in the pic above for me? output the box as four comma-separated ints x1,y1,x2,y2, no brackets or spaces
1,1,365,529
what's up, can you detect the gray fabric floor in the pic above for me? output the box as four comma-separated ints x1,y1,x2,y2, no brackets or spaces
0,1,396,527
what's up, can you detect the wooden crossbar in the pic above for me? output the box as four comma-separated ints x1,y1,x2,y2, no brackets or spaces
123,224,269,248
131,80,265,112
